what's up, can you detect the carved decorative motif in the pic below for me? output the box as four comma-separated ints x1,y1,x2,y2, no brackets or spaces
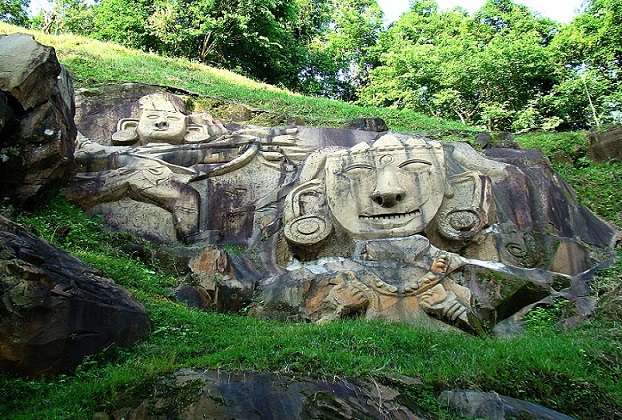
436,171,493,241
111,93,227,146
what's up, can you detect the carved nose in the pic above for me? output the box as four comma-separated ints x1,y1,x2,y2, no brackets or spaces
371,189,405,208
155,120,169,129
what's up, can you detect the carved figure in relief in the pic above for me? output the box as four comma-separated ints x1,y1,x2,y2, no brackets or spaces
281,134,492,330
314,250,473,327
68,93,314,242
111,93,228,146
283,134,492,245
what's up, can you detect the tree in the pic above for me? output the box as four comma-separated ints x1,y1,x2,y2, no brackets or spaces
145,0,307,86
45,0,95,35
1,0,29,25
550,0,622,128
91,0,158,51
301,0,384,99
358,0,561,130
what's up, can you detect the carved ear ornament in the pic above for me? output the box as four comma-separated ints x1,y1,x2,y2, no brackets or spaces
283,180,333,246
112,118,139,145
436,171,493,241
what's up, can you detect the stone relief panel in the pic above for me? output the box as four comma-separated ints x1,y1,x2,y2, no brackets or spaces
66,90,619,335
111,93,228,146
270,133,618,333
67,93,310,244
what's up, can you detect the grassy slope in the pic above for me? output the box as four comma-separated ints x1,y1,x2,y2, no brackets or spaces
0,23,472,135
0,23,621,419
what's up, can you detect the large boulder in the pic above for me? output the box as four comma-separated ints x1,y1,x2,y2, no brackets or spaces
0,216,150,376
97,369,421,419
440,390,574,420
0,33,76,206
589,126,622,162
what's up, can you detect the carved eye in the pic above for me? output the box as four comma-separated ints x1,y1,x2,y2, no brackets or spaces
398,159,431,172
167,115,181,121
146,114,159,119
343,163,374,175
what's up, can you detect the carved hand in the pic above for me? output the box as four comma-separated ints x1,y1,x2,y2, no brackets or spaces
431,254,449,274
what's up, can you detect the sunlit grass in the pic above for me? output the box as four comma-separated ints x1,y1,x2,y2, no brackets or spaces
0,197,619,419
0,22,472,134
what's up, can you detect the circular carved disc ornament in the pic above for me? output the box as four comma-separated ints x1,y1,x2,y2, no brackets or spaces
438,209,483,240
284,215,332,245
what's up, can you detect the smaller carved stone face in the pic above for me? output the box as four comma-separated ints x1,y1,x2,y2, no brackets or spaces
325,135,446,239
137,109,188,144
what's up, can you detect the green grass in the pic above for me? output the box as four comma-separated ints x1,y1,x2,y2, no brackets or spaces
516,131,622,225
0,197,620,419
0,22,473,135
0,23,621,420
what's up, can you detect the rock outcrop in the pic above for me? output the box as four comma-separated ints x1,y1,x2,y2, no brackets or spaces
0,216,150,376
65,90,620,335
0,33,76,205
589,126,622,163
96,369,420,419
440,390,574,420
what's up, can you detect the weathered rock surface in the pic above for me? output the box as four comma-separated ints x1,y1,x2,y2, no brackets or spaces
0,216,150,376
65,90,619,335
75,83,180,146
589,126,622,162
0,33,76,205
97,368,421,419
184,246,262,312
345,117,389,132
440,390,575,420
475,132,519,149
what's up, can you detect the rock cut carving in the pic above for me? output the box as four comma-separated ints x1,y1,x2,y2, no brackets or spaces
284,134,493,243
111,93,228,146
68,93,313,243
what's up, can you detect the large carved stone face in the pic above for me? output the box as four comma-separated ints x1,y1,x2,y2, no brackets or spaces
136,109,188,144
324,135,446,239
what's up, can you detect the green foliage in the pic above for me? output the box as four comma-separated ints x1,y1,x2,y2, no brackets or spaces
145,0,307,86
358,0,622,130
45,0,95,34
89,0,157,50
302,0,384,99
39,0,385,93
0,0,28,25
8,0,622,130
523,299,571,333
0,22,472,135
358,0,560,130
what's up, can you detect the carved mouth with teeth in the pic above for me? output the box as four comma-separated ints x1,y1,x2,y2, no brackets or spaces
359,209,421,223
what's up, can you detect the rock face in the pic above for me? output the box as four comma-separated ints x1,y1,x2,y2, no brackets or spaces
66,91,620,335
0,216,150,376
589,126,622,162
0,33,76,205
440,390,575,420
345,117,389,132
99,369,420,419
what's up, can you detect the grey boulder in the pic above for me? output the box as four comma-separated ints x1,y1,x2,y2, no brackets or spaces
0,216,150,376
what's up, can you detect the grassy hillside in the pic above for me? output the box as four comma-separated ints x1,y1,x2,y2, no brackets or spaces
0,23,472,135
0,24,621,419
0,197,619,419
